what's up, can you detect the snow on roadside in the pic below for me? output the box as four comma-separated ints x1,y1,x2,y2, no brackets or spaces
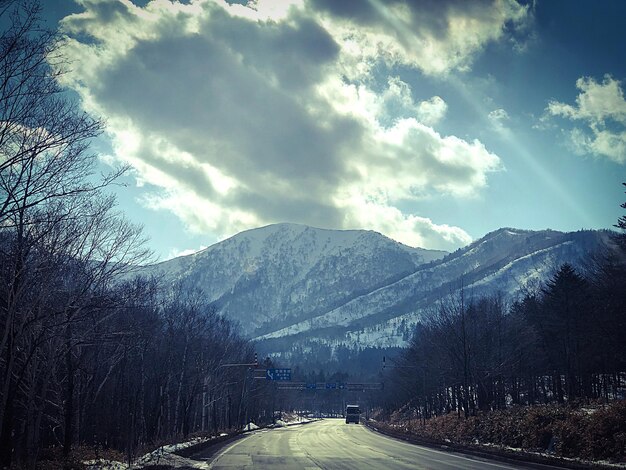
83,436,214,469
84,416,319,469
83,459,127,470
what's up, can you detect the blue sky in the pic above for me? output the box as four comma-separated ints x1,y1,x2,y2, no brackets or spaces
40,0,625,261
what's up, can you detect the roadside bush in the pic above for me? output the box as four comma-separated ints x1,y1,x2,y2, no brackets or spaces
379,400,626,463
580,400,626,461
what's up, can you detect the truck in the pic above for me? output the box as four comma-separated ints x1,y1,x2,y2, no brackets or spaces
345,404,361,424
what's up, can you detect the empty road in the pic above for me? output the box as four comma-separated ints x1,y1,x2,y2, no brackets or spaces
194,419,544,469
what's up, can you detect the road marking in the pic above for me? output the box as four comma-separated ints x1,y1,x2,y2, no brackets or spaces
208,436,249,469
363,426,525,469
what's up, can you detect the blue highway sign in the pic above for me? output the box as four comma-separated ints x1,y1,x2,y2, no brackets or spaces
266,368,292,381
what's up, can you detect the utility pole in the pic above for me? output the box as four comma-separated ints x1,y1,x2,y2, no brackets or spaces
201,377,207,432
218,353,258,429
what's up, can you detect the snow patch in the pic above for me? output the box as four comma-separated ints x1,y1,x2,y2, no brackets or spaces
83,436,215,469
243,422,259,431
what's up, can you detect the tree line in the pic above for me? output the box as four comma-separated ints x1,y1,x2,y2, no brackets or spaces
0,2,276,467
384,209,626,421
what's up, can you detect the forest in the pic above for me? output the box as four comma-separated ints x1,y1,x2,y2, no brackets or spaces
0,2,278,467
383,214,626,419
377,208,626,461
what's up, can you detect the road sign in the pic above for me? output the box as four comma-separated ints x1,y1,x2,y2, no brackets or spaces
345,383,384,391
266,368,291,381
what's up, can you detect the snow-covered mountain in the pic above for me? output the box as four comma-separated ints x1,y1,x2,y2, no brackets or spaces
257,228,610,360
141,223,446,334
139,224,610,358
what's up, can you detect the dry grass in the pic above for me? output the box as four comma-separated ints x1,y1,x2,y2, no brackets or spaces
375,400,626,462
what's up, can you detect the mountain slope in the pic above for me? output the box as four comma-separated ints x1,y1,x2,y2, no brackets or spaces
256,228,610,357
141,223,446,334
138,224,610,359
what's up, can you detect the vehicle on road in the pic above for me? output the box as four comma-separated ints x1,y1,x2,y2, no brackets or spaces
345,405,361,424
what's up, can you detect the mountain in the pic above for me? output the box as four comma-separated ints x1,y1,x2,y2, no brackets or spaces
257,228,610,357
141,223,446,335
139,224,611,362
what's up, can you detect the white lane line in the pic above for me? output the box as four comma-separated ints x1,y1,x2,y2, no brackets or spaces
208,435,249,469
362,426,522,469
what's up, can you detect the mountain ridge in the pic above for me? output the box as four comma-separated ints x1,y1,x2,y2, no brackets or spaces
141,223,447,334
136,223,611,358
264,229,609,352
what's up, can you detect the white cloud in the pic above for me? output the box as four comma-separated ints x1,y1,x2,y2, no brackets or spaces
547,75,626,124
57,0,514,250
488,108,511,134
339,197,472,250
329,76,447,128
166,244,208,260
417,96,448,127
546,75,626,164
489,108,510,123
313,0,531,77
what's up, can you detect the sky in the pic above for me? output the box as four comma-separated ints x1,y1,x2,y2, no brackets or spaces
40,0,626,261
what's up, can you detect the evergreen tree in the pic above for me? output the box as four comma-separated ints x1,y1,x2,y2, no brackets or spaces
614,182,626,251
539,264,590,399
587,182,626,375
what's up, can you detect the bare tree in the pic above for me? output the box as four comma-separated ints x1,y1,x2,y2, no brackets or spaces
0,1,120,228
0,2,152,465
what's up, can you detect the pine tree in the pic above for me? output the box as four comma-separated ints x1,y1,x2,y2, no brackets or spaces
539,264,590,400
614,182,626,251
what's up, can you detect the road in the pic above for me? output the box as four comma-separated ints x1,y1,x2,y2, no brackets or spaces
193,419,542,469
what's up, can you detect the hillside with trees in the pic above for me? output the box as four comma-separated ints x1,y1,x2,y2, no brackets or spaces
0,2,275,467
377,185,626,462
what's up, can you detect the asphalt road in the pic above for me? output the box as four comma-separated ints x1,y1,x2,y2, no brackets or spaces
193,418,543,469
